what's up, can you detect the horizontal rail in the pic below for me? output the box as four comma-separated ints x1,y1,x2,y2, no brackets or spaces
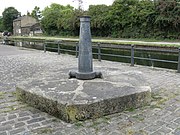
5,39,180,72
100,53,131,59
134,57,178,64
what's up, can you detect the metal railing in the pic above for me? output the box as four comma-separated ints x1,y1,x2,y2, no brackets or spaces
43,40,180,72
3,39,180,72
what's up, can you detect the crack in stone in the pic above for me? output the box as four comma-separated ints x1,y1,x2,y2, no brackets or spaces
72,80,88,101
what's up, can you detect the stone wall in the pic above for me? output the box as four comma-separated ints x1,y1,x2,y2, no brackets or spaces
13,20,21,36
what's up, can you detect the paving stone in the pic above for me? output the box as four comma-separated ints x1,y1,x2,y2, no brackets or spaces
174,118,180,124
162,114,176,123
17,116,30,121
1,120,15,126
155,121,167,126
9,127,26,135
156,126,172,134
31,114,40,118
41,119,53,125
166,122,179,130
18,111,30,117
26,117,46,124
0,125,12,132
30,125,52,134
27,123,41,130
0,117,6,123
131,122,149,130
0,132,7,135
144,124,161,133
14,122,25,128
174,128,180,135
150,131,163,135
0,45,180,134
108,131,122,135
8,114,17,120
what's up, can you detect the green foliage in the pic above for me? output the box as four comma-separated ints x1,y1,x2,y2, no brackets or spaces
2,7,19,32
41,3,78,36
30,6,42,21
0,17,4,32
39,0,180,39
155,0,180,38
88,4,111,36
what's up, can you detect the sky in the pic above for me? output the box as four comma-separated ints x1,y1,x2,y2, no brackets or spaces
0,0,114,16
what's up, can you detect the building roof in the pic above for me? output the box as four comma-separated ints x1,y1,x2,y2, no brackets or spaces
21,23,36,28
13,15,37,22
13,16,24,22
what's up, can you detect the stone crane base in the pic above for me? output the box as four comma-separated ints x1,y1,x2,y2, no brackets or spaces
16,70,151,123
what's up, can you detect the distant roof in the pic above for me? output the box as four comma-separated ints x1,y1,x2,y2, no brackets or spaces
21,22,39,28
13,16,24,21
13,15,36,22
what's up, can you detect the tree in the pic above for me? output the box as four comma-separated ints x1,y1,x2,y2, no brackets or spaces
57,5,74,35
108,0,156,38
0,17,4,32
88,5,111,36
73,0,84,11
31,6,42,21
2,7,20,32
155,0,180,38
41,3,75,36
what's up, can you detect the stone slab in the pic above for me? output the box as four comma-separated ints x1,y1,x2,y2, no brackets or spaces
16,66,151,123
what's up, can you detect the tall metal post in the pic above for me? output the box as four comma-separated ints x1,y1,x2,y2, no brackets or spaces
69,16,102,79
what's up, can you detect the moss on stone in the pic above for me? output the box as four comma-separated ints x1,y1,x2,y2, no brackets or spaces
66,105,78,122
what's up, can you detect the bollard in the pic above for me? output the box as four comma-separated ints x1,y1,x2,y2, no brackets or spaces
69,16,102,80
75,42,79,58
177,47,180,73
98,43,101,61
131,44,135,66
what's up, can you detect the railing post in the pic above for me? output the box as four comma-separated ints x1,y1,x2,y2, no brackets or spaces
75,42,79,58
131,44,134,66
44,42,46,53
58,41,60,55
22,39,24,47
98,42,101,61
4,36,8,45
177,47,180,73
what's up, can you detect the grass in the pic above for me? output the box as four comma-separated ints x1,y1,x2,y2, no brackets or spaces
0,91,7,96
74,121,84,128
132,114,145,121
33,128,53,134
125,107,136,112
9,35,180,47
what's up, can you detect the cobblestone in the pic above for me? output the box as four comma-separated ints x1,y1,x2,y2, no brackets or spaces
0,45,180,134
8,114,17,120
14,122,26,128
9,127,26,135
0,132,7,135
0,125,12,132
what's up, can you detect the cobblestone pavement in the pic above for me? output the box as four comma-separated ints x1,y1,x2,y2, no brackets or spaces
0,45,180,135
